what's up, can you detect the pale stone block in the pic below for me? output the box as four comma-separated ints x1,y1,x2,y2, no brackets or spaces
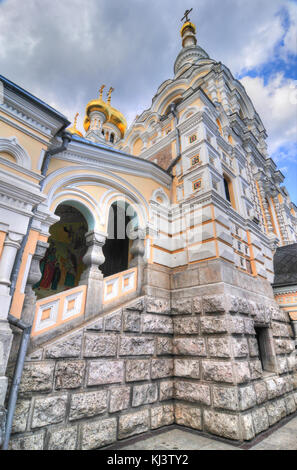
266,398,287,426
151,359,173,379
174,359,200,379
156,337,173,355
123,312,140,332
19,362,54,395
208,337,231,358
126,359,150,382
146,297,170,314
109,386,130,413
132,383,158,407
159,380,174,401
188,241,216,262
174,403,202,430
241,413,255,440
254,381,267,404
45,333,83,358
204,410,240,440
171,298,192,315
212,386,239,411
9,432,45,450
238,385,257,410
202,295,226,314
231,337,249,358
202,361,234,383
175,381,211,405
173,337,206,356
151,404,174,429
104,311,122,331
32,395,68,428
200,317,228,334
83,334,117,357
118,409,150,439
87,360,124,385
119,336,155,356
12,400,30,433
142,314,173,334
81,418,117,450
234,361,251,384
173,316,199,335
69,390,108,421
55,361,85,389
252,407,269,434
48,426,77,450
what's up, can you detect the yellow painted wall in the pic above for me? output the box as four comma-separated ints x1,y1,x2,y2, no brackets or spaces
0,115,48,171
132,138,143,156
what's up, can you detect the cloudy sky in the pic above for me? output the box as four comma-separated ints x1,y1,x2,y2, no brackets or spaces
0,0,296,201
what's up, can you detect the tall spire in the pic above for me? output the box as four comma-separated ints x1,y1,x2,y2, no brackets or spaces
174,8,210,75
180,8,197,48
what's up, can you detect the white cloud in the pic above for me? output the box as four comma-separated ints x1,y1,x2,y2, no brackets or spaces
281,0,297,59
240,73,297,158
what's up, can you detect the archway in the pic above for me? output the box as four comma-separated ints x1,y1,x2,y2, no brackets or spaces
101,201,138,277
34,204,88,299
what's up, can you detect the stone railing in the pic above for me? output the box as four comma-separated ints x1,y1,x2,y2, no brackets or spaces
31,268,138,338
32,285,87,337
103,267,137,305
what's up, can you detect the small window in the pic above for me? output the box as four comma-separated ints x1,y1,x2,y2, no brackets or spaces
246,259,252,274
224,177,231,203
110,133,115,143
255,326,277,373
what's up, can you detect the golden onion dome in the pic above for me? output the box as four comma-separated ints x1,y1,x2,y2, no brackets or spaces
180,21,196,37
108,105,127,138
84,85,127,138
67,113,83,137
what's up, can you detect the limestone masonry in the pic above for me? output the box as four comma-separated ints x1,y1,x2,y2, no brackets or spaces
0,13,296,449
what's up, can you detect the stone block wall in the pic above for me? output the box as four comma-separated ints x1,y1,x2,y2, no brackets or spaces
172,293,297,441
6,290,297,449
8,296,175,450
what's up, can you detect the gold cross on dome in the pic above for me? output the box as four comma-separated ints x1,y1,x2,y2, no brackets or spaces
181,8,193,23
99,85,105,100
107,87,114,104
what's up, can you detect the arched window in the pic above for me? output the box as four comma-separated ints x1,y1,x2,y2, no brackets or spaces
110,133,115,143
34,204,88,299
223,175,236,209
101,202,137,277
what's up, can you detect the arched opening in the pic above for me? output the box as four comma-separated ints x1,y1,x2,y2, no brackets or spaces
34,204,88,299
101,201,137,277
223,174,236,210
110,133,115,143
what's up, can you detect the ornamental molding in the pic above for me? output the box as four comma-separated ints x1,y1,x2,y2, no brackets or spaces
0,113,49,146
274,286,297,295
1,87,66,137
0,136,32,169
52,141,172,188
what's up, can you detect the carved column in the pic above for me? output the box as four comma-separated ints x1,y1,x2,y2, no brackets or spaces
129,229,146,268
0,231,23,318
128,228,146,296
21,241,49,325
0,231,23,414
79,230,107,318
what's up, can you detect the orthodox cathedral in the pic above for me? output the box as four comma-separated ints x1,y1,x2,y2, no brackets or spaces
0,12,296,450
